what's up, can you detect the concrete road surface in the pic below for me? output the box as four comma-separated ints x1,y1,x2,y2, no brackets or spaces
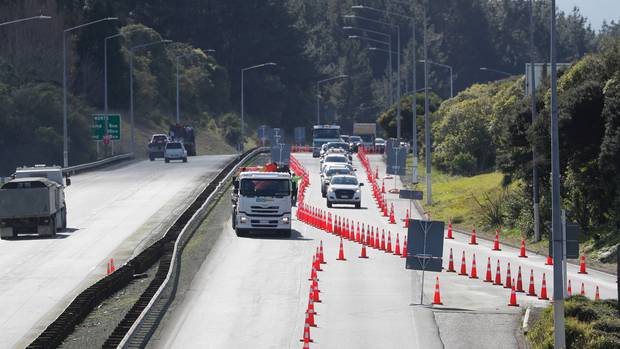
0,155,233,348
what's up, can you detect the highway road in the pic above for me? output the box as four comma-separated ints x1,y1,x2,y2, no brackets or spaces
150,152,617,349
0,155,234,348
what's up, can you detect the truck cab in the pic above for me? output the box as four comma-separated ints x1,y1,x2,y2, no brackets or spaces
13,165,70,187
232,171,293,237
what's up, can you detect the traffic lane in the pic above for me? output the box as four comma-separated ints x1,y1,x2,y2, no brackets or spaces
367,154,617,302
297,153,443,348
0,154,234,348
149,219,313,348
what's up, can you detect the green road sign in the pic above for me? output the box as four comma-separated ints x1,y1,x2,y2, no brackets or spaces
91,114,121,141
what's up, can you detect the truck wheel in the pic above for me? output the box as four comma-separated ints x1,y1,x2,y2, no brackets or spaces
321,191,326,198
183,157,187,163
61,208,67,229
149,156,154,161
355,203,361,209
327,200,332,208
165,158,170,163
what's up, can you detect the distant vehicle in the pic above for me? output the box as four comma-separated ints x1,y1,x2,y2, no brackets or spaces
321,163,355,176
340,135,351,144
164,142,188,163
349,135,363,152
353,123,377,148
320,142,350,157
148,134,169,161
169,124,197,156
312,125,341,158
231,170,293,238
326,175,363,208
374,138,386,152
321,166,354,197
321,154,351,173
1,165,70,239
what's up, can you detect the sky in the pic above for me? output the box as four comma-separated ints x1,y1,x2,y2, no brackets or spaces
557,0,620,30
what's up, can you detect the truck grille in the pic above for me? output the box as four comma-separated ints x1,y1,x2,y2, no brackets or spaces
251,219,279,228
250,206,279,215
335,189,355,199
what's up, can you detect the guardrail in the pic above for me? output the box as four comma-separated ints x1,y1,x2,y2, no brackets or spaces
114,147,267,348
27,148,266,349
62,153,134,175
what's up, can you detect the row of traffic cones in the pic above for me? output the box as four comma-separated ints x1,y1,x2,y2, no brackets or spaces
301,242,327,346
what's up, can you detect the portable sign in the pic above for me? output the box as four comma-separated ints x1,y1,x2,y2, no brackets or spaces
294,127,306,144
386,147,407,176
270,144,291,165
399,190,423,201
406,219,445,272
549,222,579,259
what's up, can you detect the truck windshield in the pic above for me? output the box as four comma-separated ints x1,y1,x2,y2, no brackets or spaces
313,129,340,139
240,179,290,197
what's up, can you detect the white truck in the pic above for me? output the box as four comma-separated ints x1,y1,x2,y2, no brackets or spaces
231,171,293,237
352,123,377,148
0,166,70,239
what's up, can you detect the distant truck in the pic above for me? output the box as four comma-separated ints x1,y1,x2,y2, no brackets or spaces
312,125,341,158
169,124,196,156
352,123,377,148
231,166,294,238
0,166,70,239
148,134,169,161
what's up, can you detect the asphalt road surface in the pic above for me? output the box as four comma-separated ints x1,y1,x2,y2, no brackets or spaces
151,153,617,349
0,155,234,348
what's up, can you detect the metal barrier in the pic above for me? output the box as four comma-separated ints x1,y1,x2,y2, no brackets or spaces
62,153,134,174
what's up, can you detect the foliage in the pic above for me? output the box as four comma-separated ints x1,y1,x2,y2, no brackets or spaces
528,296,620,349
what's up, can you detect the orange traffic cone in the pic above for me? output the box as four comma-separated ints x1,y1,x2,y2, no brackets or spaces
447,248,456,272
508,282,519,307
380,230,386,250
356,223,361,242
470,254,479,279
595,286,600,300
493,229,501,251
312,281,321,303
446,221,454,239
395,234,401,255
375,231,380,249
306,305,316,327
527,269,537,297
469,226,478,245
504,262,513,289
580,282,586,296
337,238,346,261
433,276,443,305
578,255,588,274
404,209,410,228
567,280,572,296
389,205,396,224
516,266,524,293
319,241,326,264
539,273,549,300
369,227,374,246
545,255,553,265
402,236,408,258
106,260,111,275
375,167,379,180
484,257,493,282
308,259,318,281
494,259,503,286
519,239,528,258
315,249,323,272
382,180,385,194
459,251,468,276
300,315,313,343
387,231,393,253
359,244,369,259
110,258,116,273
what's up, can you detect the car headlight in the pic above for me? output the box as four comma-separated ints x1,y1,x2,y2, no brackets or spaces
239,216,248,223
356,188,361,193
328,187,334,193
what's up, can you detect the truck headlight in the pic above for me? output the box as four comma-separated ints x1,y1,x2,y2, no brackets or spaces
282,216,290,224
239,216,248,223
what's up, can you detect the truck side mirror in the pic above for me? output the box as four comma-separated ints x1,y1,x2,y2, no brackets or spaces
66,177,71,186
359,183,364,186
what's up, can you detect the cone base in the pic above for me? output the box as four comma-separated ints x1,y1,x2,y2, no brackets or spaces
447,270,456,273
516,289,525,293
337,258,346,261
538,296,549,300
432,302,443,305
359,256,369,259
518,255,528,258
469,242,478,245
578,271,588,274
469,276,479,279
527,292,537,297
459,273,468,276
492,248,501,251
484,279,493,283
300,339,314,343
445,237,454,239
508,303,520,307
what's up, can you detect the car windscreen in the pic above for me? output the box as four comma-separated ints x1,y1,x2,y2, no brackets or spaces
350,136,362,142
313,129,340,139
324,156,347,163
153,135,167,142
166,143,182,149
331,177,358,185
327,143,348,150
240,179,291,197
326,168,351,177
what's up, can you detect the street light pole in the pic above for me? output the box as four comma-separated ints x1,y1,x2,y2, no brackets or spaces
241,62,277,152
129,40,171,155
316,74,349,125
0,15,51,27
530,0,541,243
63,17,118,167
550,1,566,347
423,3,432,205
420,60,454,99
480,67,512,78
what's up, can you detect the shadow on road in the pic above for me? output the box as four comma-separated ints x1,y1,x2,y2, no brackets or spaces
244,229,313,241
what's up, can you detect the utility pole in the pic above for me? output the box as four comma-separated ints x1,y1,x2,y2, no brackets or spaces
423,3,432,205
530,0,541,242
550,1,566,348
411,4,419,184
